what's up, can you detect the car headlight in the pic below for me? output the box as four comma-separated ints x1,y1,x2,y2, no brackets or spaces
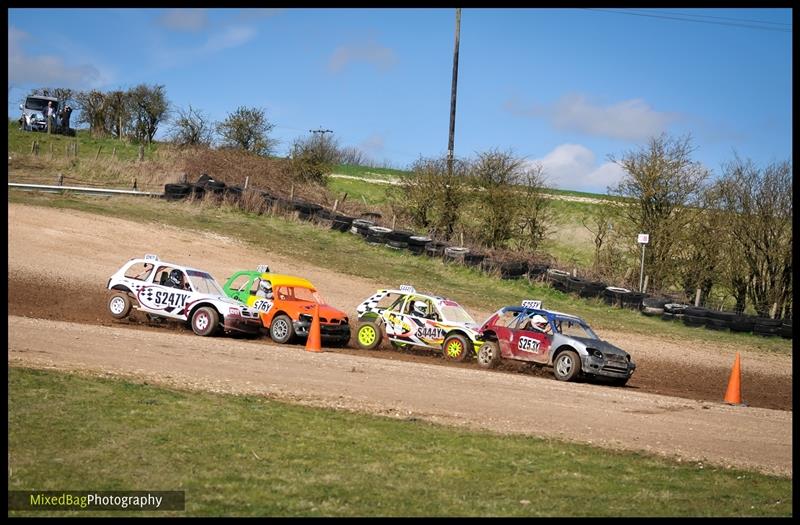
588,349,603,359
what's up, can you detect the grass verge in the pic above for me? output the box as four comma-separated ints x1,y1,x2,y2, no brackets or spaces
8,367,791,517
8,189,791,356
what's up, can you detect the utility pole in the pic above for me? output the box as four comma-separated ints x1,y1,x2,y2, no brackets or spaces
309,128,333,136
447,8,461,177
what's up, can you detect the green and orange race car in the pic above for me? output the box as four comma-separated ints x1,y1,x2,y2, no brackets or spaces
222,266,350,346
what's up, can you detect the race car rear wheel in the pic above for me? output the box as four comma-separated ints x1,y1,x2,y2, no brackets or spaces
553,349,581,382
270,314,295,344
107,292,132,319
356,321,382,350
477,341,501,369
442,334,470,362
191,306,219,337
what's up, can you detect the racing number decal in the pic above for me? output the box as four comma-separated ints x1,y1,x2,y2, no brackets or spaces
416,326,444,340
518,336,542,354
137,286,190,312
252,299,273,313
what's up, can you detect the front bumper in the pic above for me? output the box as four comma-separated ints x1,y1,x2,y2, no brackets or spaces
224,316,262,335
581,354,636,379
293,320,351,341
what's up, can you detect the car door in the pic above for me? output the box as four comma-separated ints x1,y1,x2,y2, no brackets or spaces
508,312,551,363
136,266,193,320
382,295,414,342
407,299,445,349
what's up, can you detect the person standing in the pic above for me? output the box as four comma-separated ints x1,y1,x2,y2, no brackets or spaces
45,101,55,134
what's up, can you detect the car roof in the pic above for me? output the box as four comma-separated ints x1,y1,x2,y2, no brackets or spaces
261,273,315,290
501,305,583,322
26,95,58,102
126,258,210,276
376,289,459,306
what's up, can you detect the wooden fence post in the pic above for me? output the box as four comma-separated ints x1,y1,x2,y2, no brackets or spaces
694,288,702,307
243,176,249,190
332,199,339,213
642,275,649,293
138,144,144,162
95,146,102,161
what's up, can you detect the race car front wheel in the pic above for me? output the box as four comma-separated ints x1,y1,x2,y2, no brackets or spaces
477,341,501,369
442,334,471,362
356,321,382,350
553,349,581,381
270,314,295,344
107,292,132,319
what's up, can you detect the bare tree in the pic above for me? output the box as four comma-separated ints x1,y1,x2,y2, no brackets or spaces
338,146,371,166
396,156,468,240
32,87,75,109
468,150,524,249
74,89,108,137
581,201,616,274
128,84,169,144
104,90,131,140
715,156,792,318
514,162,553,253
289,133,341,184
608,133,710,290
216,106,276,156
168,105,214,148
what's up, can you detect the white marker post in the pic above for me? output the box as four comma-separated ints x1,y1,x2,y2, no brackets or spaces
637,233,649,292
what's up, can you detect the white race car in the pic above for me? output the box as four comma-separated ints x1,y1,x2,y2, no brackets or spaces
106,254,261,337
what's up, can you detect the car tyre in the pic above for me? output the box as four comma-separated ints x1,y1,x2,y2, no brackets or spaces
442,334,471,362
553,349,581,382
107,291,132,319
270,314,295,344
191,306,219,336
477,341,502,369
356,321,383,350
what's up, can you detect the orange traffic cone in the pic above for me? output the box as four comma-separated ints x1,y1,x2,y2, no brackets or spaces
723,352,743,405
305,304,323,353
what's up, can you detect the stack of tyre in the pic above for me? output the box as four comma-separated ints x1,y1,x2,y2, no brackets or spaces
407,236,432,255
385,230,413,250
163,183,192,201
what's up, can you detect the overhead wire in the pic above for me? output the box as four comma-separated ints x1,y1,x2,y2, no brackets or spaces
583,8,792,33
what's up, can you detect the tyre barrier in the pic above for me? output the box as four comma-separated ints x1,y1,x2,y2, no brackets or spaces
603,287,630,307
464,252,486,267
682,307,708,328
206,180,226,194
780,319,792,339
753,318,781,337
387,230,414,243
330,214,354,233
164,183,191,200
225,186,244,202
729,315,756,333
366,226,392,245
190,184,206,199
578,281,607,299
546,268,571,284
498,260,528,280
443,246,469,263
566,276,588,294
640,297,669,316
527,263,550,279
386,240,408,250
425,241,448,257
351,219,375,236
360,211,382,220
622,292,645,310
661,311,675,321
407,236,432,255
704,310,735,331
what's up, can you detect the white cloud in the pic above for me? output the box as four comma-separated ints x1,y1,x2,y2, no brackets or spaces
328,39,397,73
157,9,209,32
153,25,257,69
529,144,626,193
8,25,106,89
507,93,678,142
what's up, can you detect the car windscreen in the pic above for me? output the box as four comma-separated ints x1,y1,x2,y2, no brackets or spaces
554,317,598,339
187,270,225,296
25,98,52,112
439,301,475,324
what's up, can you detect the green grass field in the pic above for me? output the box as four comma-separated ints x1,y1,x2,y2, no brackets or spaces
8,367,791,517
8,189,791,356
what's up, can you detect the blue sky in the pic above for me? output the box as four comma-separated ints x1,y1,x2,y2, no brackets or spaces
7,8,793,193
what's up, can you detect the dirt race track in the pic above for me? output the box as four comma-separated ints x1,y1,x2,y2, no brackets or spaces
7,203,793,476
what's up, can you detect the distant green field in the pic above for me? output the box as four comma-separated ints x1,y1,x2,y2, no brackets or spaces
8,367,791,517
